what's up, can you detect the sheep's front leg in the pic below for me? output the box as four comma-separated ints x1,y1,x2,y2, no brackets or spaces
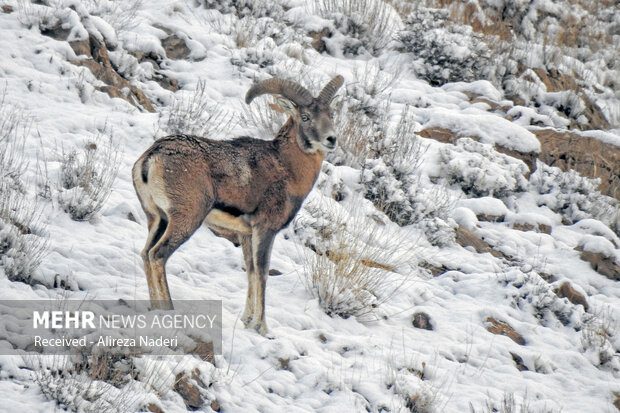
250,228,276,336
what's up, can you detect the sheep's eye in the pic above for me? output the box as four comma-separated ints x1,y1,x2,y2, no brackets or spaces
301,113,310,122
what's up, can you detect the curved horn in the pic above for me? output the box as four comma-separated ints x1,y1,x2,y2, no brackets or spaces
318,75,344,104
245,78,313,107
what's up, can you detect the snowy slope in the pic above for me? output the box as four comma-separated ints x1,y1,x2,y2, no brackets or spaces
0,0,619,412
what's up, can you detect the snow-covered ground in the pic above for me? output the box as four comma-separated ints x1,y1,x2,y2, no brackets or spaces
0,0,618,412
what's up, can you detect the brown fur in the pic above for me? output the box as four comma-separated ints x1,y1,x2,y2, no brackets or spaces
132,77,343,333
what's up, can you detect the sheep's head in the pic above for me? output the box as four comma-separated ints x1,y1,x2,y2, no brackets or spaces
245,76,344,153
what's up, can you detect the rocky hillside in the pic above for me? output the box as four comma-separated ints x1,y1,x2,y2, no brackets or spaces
0,0,618,412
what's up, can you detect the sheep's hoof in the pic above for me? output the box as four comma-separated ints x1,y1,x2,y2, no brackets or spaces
255,322,272,338
241,311,253,328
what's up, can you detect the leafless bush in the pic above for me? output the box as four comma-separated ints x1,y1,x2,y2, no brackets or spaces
351,61,401,100
469,392,561,413
16,0,56,30
328,106,376,167
580,305,618,368
83,0,143,33
312,0,401,55
207,14,266,48
57,134,120,221
29,353,147,413
0,88,48,283
157,80,235,139
238,96,287,138
299,196,414,319
327,97,389,167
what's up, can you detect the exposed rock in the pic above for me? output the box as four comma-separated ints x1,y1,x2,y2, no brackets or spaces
476,213,506,223
534,128,620,200
41,19,156,112
41,25,71,41
418,127,538,174
463,91,512,114
412,312,434,330
153,72,179,92
512,222,537,232
418,127,456,145
191,367,209,389
210,399,221,412
308,28,331,53
539,224,552,234
420,261,450,277
532,68,578,93
174,372,204,410
278,357,291,370
555,281,589,310
580,250,620,281
2,4,14,13
455,227,504,259
511,222,552,234
69,39,92,57
532,68,610,130
190,338,214,363
484,316,526,345
147,403,166,413
510,352,529,371
613,393,620,411
162,34,191,60
68,35,155,112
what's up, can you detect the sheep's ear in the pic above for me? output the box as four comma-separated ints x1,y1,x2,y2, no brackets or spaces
273,97,297,115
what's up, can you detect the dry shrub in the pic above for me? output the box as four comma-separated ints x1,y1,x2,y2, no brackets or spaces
238,93,288,138
0,87,48,282
328,101,385,167
580,305,618,369
28,353,147,413
312,0,401,55
299,196,415,319
469,391,561,413
352,60,401,100
57,133,120,221
83,0,143,33
158,80,235,139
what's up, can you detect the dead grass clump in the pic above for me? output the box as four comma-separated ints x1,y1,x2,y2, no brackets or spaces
158,80,235,139
0,87,48,282
299,196,414,319
57,132,120,221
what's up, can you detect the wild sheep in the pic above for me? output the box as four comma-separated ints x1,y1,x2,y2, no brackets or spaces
132,76,344,335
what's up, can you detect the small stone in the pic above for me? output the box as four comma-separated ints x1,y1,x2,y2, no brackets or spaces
510,352,528,371
555,281,589,311
412,312,433,331
613,393,620,411
278,357,290,371
174,372,204,409
580,250,620,281
210,399,221,412
269,268,283,276
162,34,191,60
308,28,331,53
147,403,165,413
190,338,214,363
455,227,505,259
485,317,525,345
